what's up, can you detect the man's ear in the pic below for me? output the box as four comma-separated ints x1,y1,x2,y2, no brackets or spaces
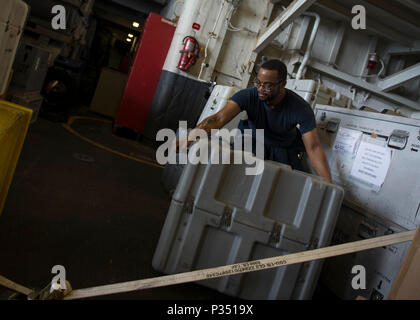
281,80,287,88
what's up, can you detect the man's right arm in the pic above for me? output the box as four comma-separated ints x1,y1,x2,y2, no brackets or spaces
176,100,242,152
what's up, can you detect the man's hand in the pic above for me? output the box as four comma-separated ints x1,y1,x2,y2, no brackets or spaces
173,100,242,153
173,135,190,154
173,128,206,153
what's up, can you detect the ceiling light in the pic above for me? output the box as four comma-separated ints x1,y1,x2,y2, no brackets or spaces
128,34,134,38
132,22,140,28
126,38,132,42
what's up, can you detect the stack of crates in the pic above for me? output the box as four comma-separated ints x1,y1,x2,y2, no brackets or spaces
6,87,43,124
153,140,344,299
7,40,51,123
2,0,48,124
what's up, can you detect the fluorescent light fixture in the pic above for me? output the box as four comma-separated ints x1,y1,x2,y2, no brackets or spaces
132,22,140,28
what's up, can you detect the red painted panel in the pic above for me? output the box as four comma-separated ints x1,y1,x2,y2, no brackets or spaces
115,13,175,133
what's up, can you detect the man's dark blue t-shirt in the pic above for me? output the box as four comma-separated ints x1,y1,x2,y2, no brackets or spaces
230,87,316,170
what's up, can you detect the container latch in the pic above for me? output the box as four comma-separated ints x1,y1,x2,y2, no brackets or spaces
184,196,195,215
269,223,283,244
220,207,233,229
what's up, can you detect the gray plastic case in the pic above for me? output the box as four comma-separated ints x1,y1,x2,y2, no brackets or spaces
153,140,344,299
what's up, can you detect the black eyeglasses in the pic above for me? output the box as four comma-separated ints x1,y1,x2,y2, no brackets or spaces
253,80,282,92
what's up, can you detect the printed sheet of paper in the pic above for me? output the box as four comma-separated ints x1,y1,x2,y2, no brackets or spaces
350,141,392,188
333,127,362,155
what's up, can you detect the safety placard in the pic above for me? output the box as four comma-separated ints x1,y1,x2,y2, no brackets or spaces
350,140,392,188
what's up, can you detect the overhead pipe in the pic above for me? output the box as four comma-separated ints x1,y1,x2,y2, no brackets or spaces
198,0,227,81
296,12,321,80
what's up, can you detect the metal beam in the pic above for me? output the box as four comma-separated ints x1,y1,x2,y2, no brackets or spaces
93,6,145,32
94,1,147,25
405,0,420,12
107,0,163,14
386,41,420,56
358,0,420,36
308,61,420,111
364,0,420,29
392,0,420,13
146,0,168,6
313,0,414,47
254,0,316,53
25,16,73,44
378,63,420,92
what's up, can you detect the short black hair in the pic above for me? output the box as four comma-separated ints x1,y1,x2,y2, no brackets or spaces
260,59,288,82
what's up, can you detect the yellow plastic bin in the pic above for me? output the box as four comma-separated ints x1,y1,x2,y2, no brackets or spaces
0,100,32,215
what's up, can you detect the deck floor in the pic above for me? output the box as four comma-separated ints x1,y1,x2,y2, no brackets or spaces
0,114,337,300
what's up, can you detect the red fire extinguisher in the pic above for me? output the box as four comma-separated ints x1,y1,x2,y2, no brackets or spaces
177,36,200,71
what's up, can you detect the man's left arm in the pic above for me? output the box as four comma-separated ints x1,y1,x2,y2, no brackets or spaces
302,128,332,183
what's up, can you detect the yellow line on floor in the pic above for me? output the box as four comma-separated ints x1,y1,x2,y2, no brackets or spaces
62,118,163,169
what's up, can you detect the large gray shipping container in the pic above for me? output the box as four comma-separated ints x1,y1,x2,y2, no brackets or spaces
153,141,344,300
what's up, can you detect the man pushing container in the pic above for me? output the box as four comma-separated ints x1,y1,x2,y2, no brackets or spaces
175,59,332,183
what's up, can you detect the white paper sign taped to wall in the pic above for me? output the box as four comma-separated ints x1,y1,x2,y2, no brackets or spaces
333,127,362,155
350,141,392,188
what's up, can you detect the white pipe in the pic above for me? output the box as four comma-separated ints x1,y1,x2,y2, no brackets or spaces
198,0,226,81
296,12,320,80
